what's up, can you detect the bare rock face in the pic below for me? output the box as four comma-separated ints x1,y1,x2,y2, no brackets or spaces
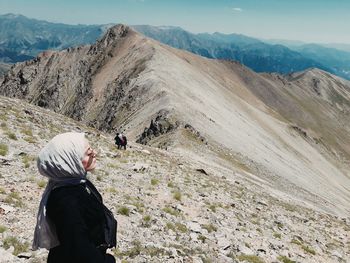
136,110,178,145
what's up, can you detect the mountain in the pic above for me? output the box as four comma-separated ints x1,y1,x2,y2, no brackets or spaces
133,25,331,75
0,13,108,63
1,24,350,218
290,44,350,80
1,24,350,262
323,43,350,52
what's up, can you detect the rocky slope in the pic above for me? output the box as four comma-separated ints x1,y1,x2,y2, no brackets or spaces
0,95,349,263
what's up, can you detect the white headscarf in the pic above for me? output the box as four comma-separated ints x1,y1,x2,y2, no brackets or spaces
33,132,88,250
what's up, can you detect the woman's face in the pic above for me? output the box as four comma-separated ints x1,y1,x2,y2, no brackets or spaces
82,142,97,171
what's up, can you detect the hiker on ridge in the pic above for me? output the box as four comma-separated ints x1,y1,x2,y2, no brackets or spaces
33,132,117,263
114,132,127,150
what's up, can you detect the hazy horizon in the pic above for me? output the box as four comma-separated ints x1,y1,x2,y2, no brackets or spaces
1,0,350,44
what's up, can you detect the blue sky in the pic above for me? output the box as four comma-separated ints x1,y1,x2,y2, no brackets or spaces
1,0,349,44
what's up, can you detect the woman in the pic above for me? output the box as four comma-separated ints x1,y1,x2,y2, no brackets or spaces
33,132,117,263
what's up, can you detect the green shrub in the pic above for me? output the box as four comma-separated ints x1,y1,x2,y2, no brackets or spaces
175,222,187,233
277,255,296,263
143,215,151,222
163,206,180,216
4,191,24,207
173,191,182,201
166,222,176,231
198,235,206,243
118,206,130,216
301,245,316,255
151,178,159,186
21,127,33,136
291,239,302,246
273,232,282,239
24,136,36,144
37,180,46,188
3,236,29,256
6,132,17,140
142,215,151,227
0,143,9,156
0,225,7,233
202,224,217,233
21,154,35,168
209,204,216,212
237,254,265,263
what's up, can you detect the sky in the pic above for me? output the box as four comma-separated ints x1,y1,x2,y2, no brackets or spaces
1,0,350,44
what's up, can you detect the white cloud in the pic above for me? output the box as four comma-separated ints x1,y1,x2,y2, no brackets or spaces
232,7,243,12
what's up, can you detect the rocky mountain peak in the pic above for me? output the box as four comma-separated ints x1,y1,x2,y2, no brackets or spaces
97,24,130,49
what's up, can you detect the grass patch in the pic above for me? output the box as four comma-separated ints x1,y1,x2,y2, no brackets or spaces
301,245,316,255
175,222,187,233
166,222,176,231
37,180,46,188
151,178,159,186
3,236,30,256
165,222,187,233
142,215,151,227
107,162,119,169
273,232,282,239
173,191,182,201
0,143,9,156
115,240,169,258
237,254,265,263
21,154,35,168
291,239,302,246
277,255,296,263
208,204,217,212
6,131,17,140
122,240,142,258
0,225,7,233
117,206,130,216
107,187,117,193
198,235,206,243
202,224,217,233
291,239,316,255
21,127,33,137
163,206,181,217
23,136,37,144
167,181,174,188
4,191,24,207
143,215,151,222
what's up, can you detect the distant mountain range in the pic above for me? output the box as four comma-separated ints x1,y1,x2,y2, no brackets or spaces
1,13,350,80
0,14,108,61
132,25,331,75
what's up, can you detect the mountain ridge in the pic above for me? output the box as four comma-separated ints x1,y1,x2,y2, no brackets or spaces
1,25,350,219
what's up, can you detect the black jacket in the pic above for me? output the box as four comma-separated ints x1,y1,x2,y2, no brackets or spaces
46,182,116,263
